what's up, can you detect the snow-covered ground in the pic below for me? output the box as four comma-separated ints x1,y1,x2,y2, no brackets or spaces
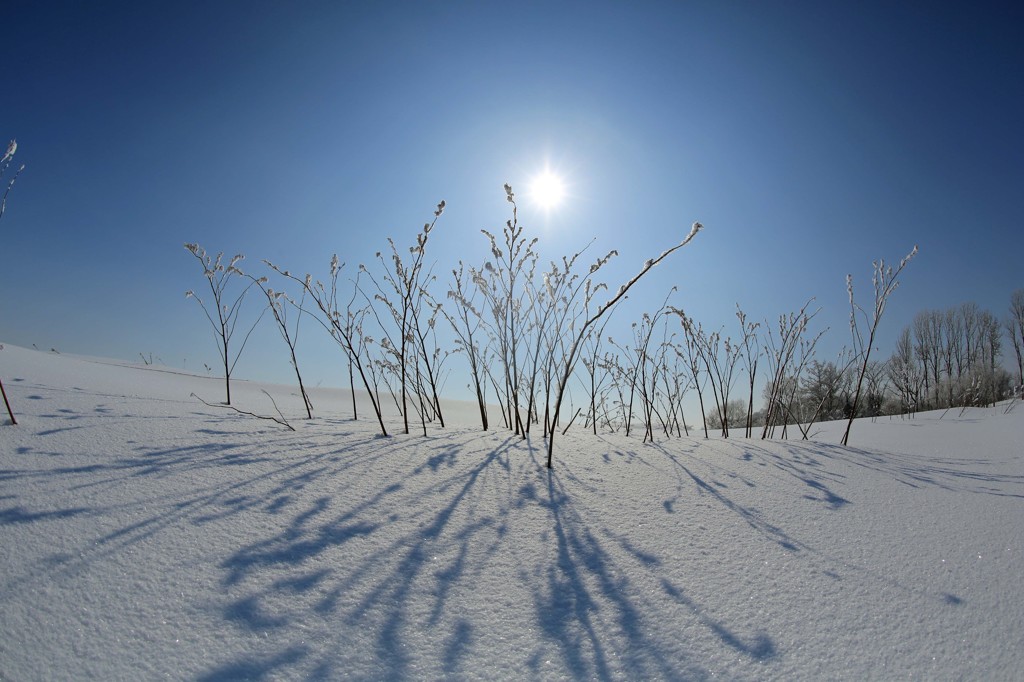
1,343,1022,680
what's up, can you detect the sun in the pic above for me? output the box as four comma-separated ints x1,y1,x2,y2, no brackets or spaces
527,168,566,211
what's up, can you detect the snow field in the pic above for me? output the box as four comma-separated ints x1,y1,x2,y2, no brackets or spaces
1,344,1022,680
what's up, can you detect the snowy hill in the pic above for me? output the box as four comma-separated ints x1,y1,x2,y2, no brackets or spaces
1,343,1022,680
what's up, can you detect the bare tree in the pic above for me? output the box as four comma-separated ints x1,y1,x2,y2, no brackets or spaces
1007,289,1024,390
184,244,265,405
960,302,980,372
888,326,922,415
863,360,890,419
841,245,917,446
980,310,1002,374
942,307,963,404
802,359,852,422
912,309,943,408
893,300,1010,411
706,399,746,432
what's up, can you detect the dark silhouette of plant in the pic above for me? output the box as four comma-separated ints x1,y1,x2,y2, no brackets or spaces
888,326,922,415
780,340,834,439
704,330,742,437
410,296,450,429
525,255,578,437
1008,290,1024,391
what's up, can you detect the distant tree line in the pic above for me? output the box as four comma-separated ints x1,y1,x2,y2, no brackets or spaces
888,298,1021,414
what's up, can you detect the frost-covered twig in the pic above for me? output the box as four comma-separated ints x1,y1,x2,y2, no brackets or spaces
475,186,539,437
0,139,24,223
183,244,265,405
266,257,389,435
443,261,490,430
841,245,917,446
546,220,703,467
0,140,23,425
736,305,761,438
756,299,820,438
247,273,314,419
360,200,446,435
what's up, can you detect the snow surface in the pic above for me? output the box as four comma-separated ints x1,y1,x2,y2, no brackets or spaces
1,343,1022,680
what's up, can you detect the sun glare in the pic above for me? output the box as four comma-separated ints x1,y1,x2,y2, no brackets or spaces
527,168,566,211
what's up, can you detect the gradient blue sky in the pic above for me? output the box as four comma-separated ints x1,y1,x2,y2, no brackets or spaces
3,0,1022,401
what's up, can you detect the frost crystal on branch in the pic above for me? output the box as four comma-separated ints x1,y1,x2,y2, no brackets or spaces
183,242,264,405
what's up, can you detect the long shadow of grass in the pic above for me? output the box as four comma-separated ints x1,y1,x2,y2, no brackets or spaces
11,408,789,680
800,441,1024,498
174,430,526,680
650,443,806,553
221,486,396,587
529,455,780,680
645,436,977,614
533,468,684,680
340,438,514,680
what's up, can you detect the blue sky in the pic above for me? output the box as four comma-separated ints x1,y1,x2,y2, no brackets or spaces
2,0,1022,403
